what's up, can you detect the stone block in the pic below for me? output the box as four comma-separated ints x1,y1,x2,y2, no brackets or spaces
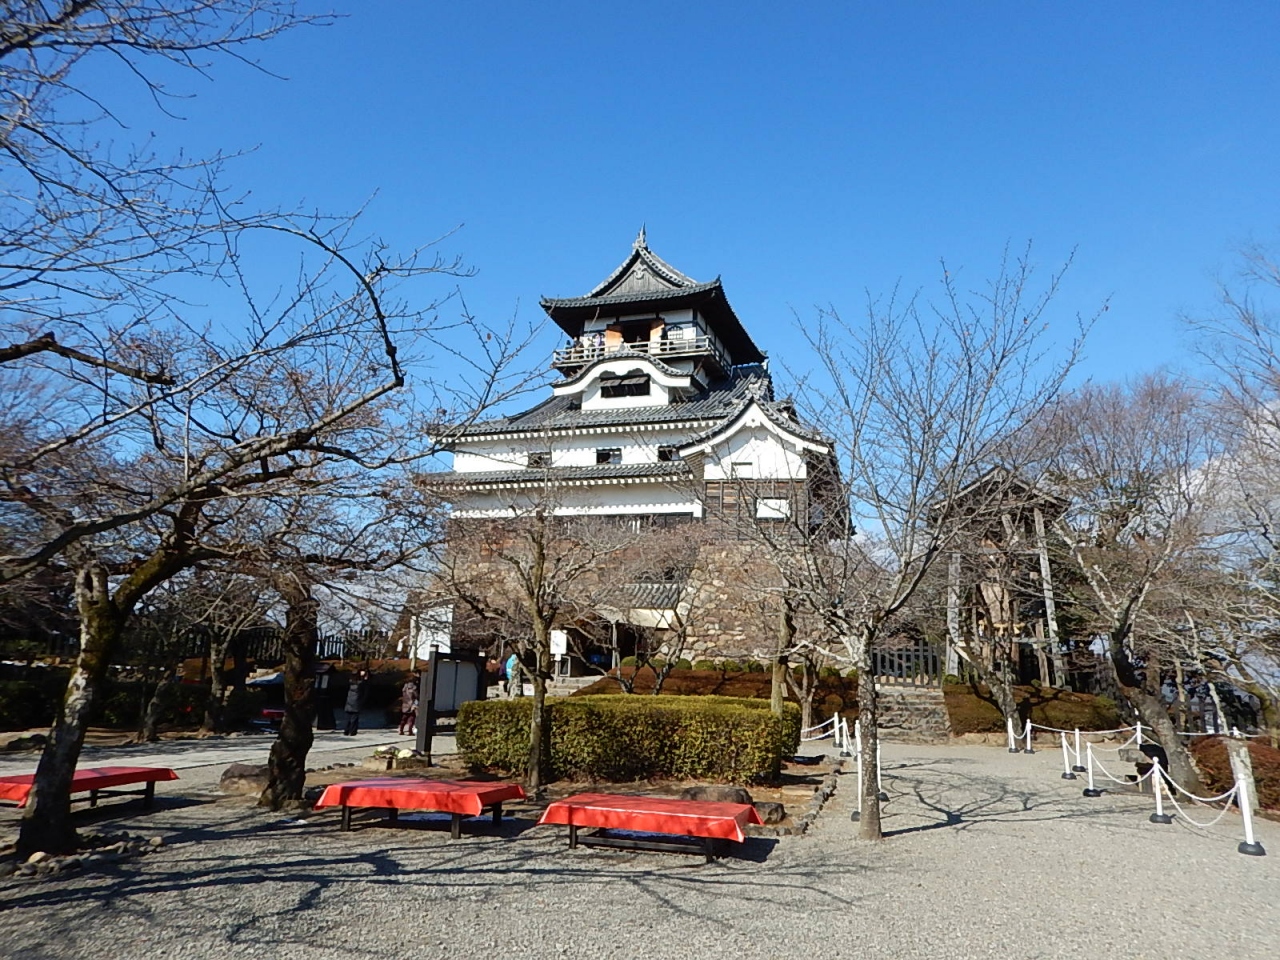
753,801,786,824
680,784,754,805
219,762,270,796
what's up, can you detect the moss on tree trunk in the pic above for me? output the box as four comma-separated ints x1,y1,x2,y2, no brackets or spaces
260,588,317,810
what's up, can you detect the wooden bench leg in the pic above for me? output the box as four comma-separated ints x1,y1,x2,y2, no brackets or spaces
89,789,98,809
450,813,462,840
143,781,156,810
341,805,352,832
704,837,716,864
569,823,578,849
491,802,503,825
388,808,398,823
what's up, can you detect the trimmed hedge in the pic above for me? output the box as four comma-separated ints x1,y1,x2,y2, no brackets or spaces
1191,736,1280,811
457,694,802,785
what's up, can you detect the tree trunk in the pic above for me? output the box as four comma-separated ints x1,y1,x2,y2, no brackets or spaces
771,603,795,718
526,631,552,798
783,662,818,733
259,589,317,810
1173,660,1190,733
770,658,787,718
956,638,1022,735
855,626,883,841
202,632,234,734
652,659,674,695
18,564,122,857
137,670,173,743
1108,636,1205,795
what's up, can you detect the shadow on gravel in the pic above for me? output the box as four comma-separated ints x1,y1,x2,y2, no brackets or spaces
876,756,1136,838
0,805,874,941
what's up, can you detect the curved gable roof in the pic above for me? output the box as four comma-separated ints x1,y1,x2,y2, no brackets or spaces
540,231,766,365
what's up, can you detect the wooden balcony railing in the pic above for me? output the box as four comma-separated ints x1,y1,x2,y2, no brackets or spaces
552,336,722,368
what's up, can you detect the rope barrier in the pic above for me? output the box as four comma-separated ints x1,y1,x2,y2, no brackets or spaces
801,715,837,741
1089,748,1157,787
1162,786,1240,830
1157,773,1238,805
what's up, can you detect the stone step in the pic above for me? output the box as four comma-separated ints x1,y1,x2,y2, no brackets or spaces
873,685,951,742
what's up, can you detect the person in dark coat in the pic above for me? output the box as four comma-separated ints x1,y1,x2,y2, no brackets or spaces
343,669,370,736
398,674,418,736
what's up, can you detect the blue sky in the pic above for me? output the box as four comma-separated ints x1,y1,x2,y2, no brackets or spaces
100,2,1280,391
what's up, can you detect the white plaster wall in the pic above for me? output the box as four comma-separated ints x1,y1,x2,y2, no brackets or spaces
453,445,530,472
702,425,808,481
451,482,702,518
581,374,672,412
453,425,705,473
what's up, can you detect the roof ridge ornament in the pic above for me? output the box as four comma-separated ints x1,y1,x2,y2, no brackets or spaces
634,224,647,250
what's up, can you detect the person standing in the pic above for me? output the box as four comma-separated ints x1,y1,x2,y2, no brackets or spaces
344,668,370,736
399,673,419,736
505,652,522,698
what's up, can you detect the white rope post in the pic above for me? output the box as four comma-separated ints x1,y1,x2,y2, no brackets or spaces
1083,742,1104,797
876,738,888,802
1227,740,1267,857
1072,728,1086,772
1149,761,1172,824
1007,716,1019,753
1024,721,1035,754
1135,721,1143,746
850,720,864,823
1060,733,1077,780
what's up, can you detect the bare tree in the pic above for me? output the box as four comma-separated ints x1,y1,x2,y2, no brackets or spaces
787,248,1087,840
3,3,534,855
1044,376,1215,793
432,505,656,796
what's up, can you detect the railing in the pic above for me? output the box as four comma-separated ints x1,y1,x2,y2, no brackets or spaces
552,336,722,368
873,636,943,687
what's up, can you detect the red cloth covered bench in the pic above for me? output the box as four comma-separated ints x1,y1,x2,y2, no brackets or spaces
314,777,526,838
538,792,764,861
0,766,179,810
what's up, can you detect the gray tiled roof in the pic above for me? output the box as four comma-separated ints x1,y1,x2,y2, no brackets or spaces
604,580,687,611
426,461,693,488
586,230,700,297
454,366,772,437
541,279,722,311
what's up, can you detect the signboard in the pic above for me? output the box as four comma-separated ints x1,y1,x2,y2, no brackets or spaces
414,647,487,763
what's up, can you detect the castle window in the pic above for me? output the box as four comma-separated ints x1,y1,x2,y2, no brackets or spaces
756,497,791,520
730,461,754,479
596,447,622,465
527,451,551,468
600,374,651,398
658,445,681,462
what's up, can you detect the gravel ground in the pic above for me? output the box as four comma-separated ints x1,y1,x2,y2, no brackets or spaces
1,741,1276,960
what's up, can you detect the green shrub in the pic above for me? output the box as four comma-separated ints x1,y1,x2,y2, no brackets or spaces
745,660,765,673
0,680,59,731
845,668,859,679
722,660,744,672
692,660,717,671
620,656,638,667
818,665,841,679
672,659,693,671
943,673,962,685
649,658,666,671
457,694,801,784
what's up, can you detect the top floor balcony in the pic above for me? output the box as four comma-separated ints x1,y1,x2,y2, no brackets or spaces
552,335,726,372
